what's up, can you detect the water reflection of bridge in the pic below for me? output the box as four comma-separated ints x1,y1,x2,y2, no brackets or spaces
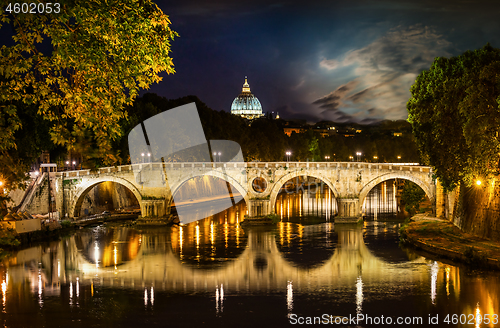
6,226,431,294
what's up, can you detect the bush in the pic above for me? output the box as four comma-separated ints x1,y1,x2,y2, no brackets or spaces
60,220,74,229
0,225,20,248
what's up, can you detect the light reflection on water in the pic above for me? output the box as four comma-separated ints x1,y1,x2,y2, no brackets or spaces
0,200,499,327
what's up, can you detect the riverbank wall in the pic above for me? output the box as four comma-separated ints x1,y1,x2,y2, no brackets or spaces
451,179,500,242
401,215,500,270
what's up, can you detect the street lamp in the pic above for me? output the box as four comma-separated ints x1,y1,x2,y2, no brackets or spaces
285,151,292,162
147,152,151,163
141,153,145,163
349,156,354,161
373,156,378,162
218,152,221,162
324,156,330,161
397,155,401,162
213,152,217,162
356,152,362,162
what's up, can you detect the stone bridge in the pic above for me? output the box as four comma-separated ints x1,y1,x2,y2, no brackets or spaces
50,162,435,219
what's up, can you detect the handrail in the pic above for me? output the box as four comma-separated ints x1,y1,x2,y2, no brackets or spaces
59,162,431,178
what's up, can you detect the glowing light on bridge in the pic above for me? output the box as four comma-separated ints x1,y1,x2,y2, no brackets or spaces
476,180,482,186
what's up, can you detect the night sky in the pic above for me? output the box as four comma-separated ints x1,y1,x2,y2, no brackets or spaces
147,0,500,123
2,1,500,124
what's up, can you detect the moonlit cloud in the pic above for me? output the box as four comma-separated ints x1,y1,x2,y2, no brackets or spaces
319,58,340,70
314,25,453,122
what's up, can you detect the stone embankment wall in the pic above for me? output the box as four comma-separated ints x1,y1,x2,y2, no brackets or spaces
25,175,56,215
452,179,500,242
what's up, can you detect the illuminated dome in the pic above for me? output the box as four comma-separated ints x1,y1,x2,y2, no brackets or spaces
231,77,264,120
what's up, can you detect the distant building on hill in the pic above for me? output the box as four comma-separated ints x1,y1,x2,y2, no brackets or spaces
231,77,264,120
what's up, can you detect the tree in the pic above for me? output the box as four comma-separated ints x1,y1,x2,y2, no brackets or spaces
307,133,320,161
0,0,178,181
407,44,500,190
401,181,426,216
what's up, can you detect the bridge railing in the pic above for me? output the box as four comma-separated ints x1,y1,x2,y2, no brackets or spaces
58,162,431,178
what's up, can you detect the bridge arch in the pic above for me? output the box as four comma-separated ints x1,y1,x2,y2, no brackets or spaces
269,172,339,214
168,171,249,207
69,177,143,218
358,173,434,215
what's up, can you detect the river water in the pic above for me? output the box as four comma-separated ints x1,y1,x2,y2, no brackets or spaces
1,196,499,327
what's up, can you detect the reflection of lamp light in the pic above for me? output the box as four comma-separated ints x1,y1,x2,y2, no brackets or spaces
94,242,100,268
287,280,293,314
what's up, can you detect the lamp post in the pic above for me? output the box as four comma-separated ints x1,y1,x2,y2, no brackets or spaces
72,161,76,170
349,156,354,161
218,152,221,162
286,151,291,162
373,156,378,162
356,152,362,162
147,152,151,163
324,156,330,161
141,153,145,163
397,155,401,162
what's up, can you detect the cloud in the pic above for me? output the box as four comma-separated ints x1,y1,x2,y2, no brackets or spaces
314,25,452,123
319,58,340,70
313,80,359,112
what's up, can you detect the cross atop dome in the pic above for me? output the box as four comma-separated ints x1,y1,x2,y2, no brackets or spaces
242,76,251,93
